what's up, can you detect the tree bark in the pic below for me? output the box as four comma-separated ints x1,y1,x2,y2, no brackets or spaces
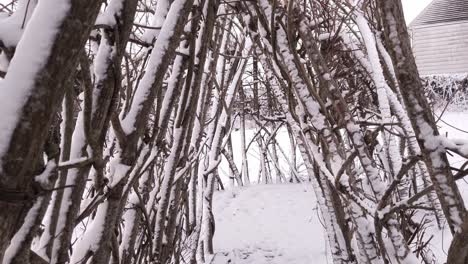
0,0,102,260
377,1,468,261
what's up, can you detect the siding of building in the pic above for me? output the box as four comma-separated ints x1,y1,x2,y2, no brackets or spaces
409,0,468,75
411,22,468,75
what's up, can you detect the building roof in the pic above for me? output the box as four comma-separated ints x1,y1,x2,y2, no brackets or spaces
410,0,468,27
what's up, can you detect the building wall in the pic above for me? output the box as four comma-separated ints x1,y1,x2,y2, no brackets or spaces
410,21,468,75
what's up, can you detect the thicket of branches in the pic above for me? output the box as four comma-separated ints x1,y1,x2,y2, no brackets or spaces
423,74,468,109
0,0,468,263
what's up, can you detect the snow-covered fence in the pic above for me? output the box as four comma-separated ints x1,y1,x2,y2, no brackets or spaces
422,74,468,109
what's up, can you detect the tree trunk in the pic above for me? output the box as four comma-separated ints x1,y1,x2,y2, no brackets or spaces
0,0,102,260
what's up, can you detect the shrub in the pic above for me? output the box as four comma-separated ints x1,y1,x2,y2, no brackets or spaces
422,74,468,110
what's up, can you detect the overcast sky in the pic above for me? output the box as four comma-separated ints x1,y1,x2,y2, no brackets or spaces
402,0,433,23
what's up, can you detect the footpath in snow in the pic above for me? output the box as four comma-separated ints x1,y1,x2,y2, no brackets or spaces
208,111,467,264
211,184,329,264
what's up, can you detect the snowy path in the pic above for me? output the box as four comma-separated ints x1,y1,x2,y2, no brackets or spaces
212,184,329,264
209,112,468,264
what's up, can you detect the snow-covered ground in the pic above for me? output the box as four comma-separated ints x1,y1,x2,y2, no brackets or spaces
430,111,468,259
212,111,468,264
212,184,328,264
438,111,468,202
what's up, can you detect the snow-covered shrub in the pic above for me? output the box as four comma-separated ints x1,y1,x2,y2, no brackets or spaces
422,74,468,110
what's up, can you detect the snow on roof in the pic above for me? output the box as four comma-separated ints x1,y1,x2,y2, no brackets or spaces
410,0,468,27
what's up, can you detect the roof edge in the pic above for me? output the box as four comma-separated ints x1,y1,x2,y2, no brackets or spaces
410,19,468,29
408,0,436,28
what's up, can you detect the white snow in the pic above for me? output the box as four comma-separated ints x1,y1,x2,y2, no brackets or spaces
141,0,170,43
210,109,468,263
3,197,44,264
69,200,109,263
34,160,56,186
437,112,468,202
212,184,329,264
0,0,37,47
95,0,124,26
57,156,89,168
0,0,71,169
121,0,188,134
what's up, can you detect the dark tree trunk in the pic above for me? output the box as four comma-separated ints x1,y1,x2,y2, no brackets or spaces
0,0,102,260
377,1,468,262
